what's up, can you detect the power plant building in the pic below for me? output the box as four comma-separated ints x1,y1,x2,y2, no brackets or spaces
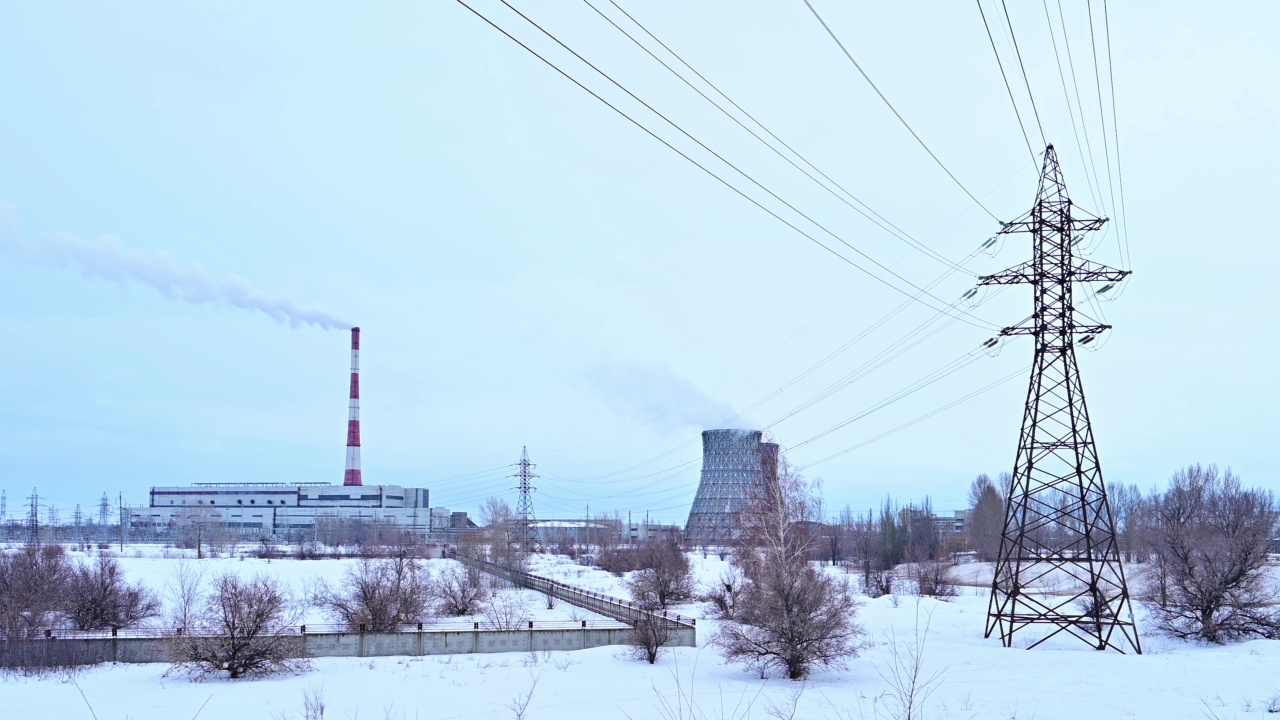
684,429,779,545
128,483,471,538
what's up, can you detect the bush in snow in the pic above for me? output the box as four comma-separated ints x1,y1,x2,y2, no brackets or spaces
169,572,306,680
626,539,693,610
312,555,433,632
715,456,864,680
65,554,161,631
435,562,488,616
1144,464,1280,643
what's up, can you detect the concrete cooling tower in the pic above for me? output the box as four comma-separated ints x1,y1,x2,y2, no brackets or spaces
684,429,779,545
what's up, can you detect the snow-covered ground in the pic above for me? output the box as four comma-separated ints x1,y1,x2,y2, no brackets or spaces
6,547,1280,719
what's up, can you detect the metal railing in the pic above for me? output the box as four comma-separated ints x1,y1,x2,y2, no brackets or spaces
464,558,696,630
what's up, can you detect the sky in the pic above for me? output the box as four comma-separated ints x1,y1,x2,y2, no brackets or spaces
1,1,1277,525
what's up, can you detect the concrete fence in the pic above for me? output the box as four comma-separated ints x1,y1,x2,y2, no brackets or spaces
5,621,640,665
8,560,697,666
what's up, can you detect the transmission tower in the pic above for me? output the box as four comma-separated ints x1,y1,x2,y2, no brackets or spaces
74,504,84,544
27,488,40,545
980,145,1138,654
513,446,540,555
99,493,111,541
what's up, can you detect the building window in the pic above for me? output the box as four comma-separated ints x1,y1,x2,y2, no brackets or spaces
238,500,243,505
250,500,256,504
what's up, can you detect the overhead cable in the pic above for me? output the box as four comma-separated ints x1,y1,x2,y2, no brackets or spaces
801,0,1003,222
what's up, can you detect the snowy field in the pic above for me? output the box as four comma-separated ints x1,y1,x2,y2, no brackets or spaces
5,547,1280,719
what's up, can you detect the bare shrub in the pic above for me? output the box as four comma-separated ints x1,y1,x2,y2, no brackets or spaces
715,457,864,680
864,570,895,599
912,562,958,600
1145,464,1280,643
0,543,72,640
627,540,693,610
65,554,160,630
483,589,533,631
436,562,488,616
703,566,744,620
625,611,672,664
312,556,433,631
169,572,306,680
877,605,943,720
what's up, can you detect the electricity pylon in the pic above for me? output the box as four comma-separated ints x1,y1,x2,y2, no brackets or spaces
514,446,540,555
980,145,1140,653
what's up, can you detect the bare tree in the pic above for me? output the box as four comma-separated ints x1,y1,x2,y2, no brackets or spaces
65,554,160,630
965,474,1004,562
435,561,488,616
482,588,532,631
312,555,433,631
177,507,227,559
165,560,205,632
715,457,864,680
0,543,71,640
626,539,693,610
480,497,522,570
703,566,744,620
1145,464,1280,643
626,610,672,664
170,572,305,680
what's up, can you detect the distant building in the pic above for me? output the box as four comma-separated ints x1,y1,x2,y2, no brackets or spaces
934,510,967,535
128,483,468,539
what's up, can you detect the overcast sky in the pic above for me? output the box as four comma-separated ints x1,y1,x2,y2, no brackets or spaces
1,1,1276,524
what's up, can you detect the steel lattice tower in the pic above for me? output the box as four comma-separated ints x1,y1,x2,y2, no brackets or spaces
27,488,40,545
514,446,540,554
981,145,1139,653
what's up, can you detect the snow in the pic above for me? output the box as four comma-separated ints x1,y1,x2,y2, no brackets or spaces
6,547,1280,719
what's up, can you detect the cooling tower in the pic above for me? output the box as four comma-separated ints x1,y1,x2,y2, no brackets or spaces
684,429,769,545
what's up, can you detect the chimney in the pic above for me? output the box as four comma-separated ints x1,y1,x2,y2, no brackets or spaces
343,327,362,486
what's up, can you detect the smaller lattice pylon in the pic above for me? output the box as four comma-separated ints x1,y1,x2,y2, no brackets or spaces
26,488,40,545
513,446,540,555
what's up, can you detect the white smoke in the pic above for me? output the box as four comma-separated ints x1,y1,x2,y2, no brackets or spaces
0,223,350,330
587,363,748,432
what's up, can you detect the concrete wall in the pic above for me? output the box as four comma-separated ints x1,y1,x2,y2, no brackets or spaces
10,624,695,666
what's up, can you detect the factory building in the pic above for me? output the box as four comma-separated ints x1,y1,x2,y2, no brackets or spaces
128,482,471,539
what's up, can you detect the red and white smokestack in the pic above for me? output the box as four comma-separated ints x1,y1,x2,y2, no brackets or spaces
343,326,362,487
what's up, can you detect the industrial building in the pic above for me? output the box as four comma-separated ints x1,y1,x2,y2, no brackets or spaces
127,482,472,539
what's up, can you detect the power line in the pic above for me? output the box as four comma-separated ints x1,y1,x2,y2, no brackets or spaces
586,0,973,275
796,364,1028,470
1055,0,1109,218
1102,0,1131,270
800,0,1003,223
492,0,994,325
1039,0,1103,213
460,0,998,330
975,0,1038,164
1086,0,1119,224
998,0,1047,148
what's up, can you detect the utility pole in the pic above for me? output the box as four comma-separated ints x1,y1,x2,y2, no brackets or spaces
980,144,1139,654
513,446,540,555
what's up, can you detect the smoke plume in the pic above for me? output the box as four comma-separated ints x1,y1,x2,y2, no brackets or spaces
587,363,747,433
0,226,350,330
